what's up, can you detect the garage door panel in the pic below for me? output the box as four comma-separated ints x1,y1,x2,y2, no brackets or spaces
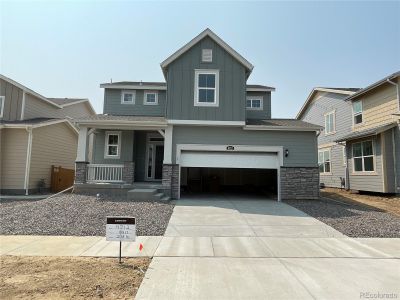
180,151,278,169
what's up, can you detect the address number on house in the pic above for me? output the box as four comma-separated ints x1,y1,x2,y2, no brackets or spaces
106,216,136,242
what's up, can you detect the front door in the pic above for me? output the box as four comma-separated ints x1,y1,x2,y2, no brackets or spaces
146,134,164,181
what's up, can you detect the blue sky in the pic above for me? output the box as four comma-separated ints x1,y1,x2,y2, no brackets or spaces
1,1,399,117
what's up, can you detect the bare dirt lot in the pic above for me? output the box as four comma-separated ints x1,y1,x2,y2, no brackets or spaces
0,256,150,299
321,187,400,216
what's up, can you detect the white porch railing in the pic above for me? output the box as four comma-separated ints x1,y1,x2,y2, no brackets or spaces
87,164,124,183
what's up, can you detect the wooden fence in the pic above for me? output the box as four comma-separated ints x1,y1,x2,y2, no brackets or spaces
51,165,75,193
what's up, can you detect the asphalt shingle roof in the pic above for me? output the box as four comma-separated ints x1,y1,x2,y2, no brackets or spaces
76,114,167,123
48,98,87,105
335,123,398,142
246,118,321,129
0,118,57,125
318,87,361,92
102,82,274,90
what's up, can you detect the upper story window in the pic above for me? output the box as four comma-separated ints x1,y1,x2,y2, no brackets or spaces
0,96,4,118
353,100,363,125
121,90,135,104
246,96,263,110
202,49,213,62
104,131,121,159
144,91,158,105
318,148,331,174
324,111,335,135
352,140,374,172
194,69,219,107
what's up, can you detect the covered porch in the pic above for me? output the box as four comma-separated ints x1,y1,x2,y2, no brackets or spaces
74,115,174,196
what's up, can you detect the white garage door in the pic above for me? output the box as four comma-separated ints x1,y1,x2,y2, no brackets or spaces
180,151,279,169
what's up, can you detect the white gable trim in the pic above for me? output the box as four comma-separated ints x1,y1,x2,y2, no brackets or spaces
160,28,254,73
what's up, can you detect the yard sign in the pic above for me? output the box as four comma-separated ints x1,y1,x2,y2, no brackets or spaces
106,216,136,263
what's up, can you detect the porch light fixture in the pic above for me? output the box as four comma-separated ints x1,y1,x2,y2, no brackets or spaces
285,149,289,157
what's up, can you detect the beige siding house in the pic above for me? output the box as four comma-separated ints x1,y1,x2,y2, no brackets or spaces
0,74,95,195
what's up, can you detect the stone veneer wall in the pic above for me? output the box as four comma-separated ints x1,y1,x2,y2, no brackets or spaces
162,164,180,199
122,161,135,184
280,167,319,200
75,162,88,184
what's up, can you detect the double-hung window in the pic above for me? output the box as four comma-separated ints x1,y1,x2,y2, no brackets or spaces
104,131,121,159
353,100,363,125
318,149,331,174
121,90,135,104
246,97,263,110
144,91,158,105
194,69,219,107
0,96,4,118
324,111,335,134
352,140,374,172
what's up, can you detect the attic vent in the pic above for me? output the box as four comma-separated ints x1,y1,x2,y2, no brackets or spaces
202,49,213,62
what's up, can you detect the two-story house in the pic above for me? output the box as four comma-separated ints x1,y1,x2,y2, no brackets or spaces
74,28,322,201
0,74,95,195
298,72,400,194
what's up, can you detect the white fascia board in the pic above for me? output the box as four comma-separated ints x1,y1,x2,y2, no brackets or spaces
246,87,275,92
315,88,356,95
0,74,62,108
76,120,168,130
160,28,254,72
168,119,245,126
100,84,167,90
243,125,321,132
2,119,79,134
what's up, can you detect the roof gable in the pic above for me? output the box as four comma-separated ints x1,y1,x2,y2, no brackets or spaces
296,87,358,119
160,28,254,77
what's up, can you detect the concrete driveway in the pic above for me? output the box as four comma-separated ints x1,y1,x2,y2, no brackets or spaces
136,195,400,300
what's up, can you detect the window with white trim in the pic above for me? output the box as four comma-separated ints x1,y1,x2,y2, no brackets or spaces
353,100,363,125
104,131,121,158
121,90,135,104
202,49,213,62
324,111,335,134
144,91,158,105
246,97,263,110
318,149,331,174
0,96,4,118
194,70,219,107
352,140,374,172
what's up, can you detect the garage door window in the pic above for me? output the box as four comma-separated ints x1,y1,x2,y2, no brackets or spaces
318,149,331,174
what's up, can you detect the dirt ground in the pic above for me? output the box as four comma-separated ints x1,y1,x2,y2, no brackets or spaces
321,187,400,216
0,256,151,299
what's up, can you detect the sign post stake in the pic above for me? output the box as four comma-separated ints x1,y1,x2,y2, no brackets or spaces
119,241,122,264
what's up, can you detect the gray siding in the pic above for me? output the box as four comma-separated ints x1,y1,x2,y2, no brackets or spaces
172,126,318,167
0,78,23,121
134,131,147,182
92,130,134,164
347,135,384,193
299,92,352,188
166,36,246,121
245,91,271,120
394,125,400,193
103,89,166,116
383,129,396,193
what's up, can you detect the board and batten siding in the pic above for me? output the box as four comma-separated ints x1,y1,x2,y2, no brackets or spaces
92,130,134,164
299,91,352,188
0,129,28,190
245,91,271,120
352,83,398,132
166,36,246,121
347,135,384,193
103,89,166,116
29,123,78,189
0,78,24,121
172,126,318,167
24,95,93,119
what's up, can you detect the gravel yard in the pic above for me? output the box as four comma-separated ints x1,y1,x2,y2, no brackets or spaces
286,199,400,238
0,193,174,236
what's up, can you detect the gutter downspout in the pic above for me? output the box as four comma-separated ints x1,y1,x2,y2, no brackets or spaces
24,126,33,195
386,78,399,112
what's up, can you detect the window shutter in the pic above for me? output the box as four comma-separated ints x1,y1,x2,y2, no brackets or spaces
202,49,213,62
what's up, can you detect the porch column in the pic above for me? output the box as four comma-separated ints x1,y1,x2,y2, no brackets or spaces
163,125,173,164
75,126,89,184
162,164,179,199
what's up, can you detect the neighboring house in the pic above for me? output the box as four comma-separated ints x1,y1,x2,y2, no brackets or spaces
74,28,322,201
0,75,95,195
298,72,400,194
